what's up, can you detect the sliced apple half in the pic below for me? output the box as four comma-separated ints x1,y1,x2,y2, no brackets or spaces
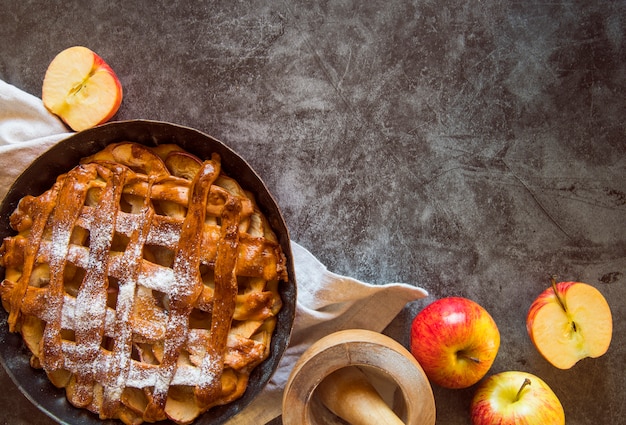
526,278,612,369
42,46,122,131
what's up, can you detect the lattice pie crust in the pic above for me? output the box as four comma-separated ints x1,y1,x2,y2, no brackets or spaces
0,142,287,424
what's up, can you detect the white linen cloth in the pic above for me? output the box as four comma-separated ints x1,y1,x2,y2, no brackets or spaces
0,79,428,424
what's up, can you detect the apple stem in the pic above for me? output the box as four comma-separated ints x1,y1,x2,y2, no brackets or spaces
550,276,567,312
457,351,480,364
515,378,532,402
550,275,578,333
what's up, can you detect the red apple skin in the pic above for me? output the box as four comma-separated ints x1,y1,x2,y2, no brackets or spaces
470,371,565,425
88,53,122,125
410,297,500,389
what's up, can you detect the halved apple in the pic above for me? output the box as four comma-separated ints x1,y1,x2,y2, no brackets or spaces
42,46,122,131
526,278,612,369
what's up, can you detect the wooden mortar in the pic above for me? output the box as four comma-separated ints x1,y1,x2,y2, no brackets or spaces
282,329,436,425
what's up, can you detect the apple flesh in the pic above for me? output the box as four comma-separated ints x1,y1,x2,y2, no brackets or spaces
410,297,500,389
42,46,122,131
526,279,612,369
470,371,565,425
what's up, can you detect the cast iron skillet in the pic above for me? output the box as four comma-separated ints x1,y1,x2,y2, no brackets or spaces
0,120,296,425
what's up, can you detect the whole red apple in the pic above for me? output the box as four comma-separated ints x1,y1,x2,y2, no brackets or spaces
410,297,500,389
527,277,612,369
470,371,565,425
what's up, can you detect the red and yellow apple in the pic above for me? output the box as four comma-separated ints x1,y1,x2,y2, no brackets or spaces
526,278,612,369
470,371,565,425
410,297,500,389
42,46,122,131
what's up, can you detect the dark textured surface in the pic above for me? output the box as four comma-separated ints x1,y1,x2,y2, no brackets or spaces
1,1,625,424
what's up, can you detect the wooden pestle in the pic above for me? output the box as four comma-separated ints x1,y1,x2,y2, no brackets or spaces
316,366,405,425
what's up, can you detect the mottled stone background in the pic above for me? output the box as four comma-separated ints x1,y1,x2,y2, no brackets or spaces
1,1,625,424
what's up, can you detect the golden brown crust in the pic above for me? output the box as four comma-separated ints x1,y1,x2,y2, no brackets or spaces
0,142,286,424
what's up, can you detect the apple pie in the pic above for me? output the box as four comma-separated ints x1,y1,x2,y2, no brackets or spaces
0,142,287,425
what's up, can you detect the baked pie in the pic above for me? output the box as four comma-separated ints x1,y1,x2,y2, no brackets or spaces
0,142,287,425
